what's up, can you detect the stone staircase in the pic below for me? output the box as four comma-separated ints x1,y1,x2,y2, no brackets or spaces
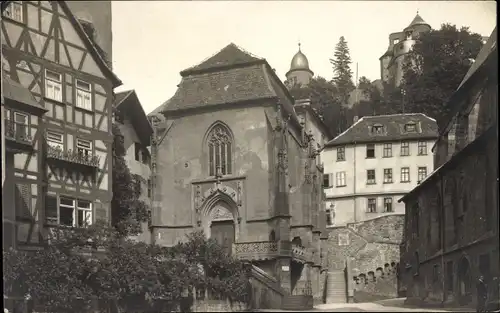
325,270,347,303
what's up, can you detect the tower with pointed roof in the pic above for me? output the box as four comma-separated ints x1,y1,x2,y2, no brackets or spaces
379,12,431,87
286,43,314,87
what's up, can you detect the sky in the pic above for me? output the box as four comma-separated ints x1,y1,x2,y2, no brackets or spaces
111,1,497,114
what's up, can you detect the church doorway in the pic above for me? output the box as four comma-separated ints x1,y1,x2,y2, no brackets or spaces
210,220,235,256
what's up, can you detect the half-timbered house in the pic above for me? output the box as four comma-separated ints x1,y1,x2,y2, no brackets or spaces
114,89,153,243
1,1,121,249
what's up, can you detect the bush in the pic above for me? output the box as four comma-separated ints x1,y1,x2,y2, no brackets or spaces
3,226,250,312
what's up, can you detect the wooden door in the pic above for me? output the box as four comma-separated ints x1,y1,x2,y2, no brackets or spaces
210,220,235,255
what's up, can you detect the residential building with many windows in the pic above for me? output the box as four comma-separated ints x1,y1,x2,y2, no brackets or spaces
321,113,438,227
1,1,121,249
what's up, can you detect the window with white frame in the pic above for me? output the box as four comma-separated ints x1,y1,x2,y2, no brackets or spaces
336,172,346,187
383,168,393,183
45,70,62,102
400,141,410,156
13,112,29,140
384,197,393,212
3,2,23,23
75,80,92,110
417,141,427,155
336,147,345,161
76,138,92,157
383,143,392,157
46,195,93,227
367,169,376,184
401,167,411,182
417,167,428,183
367,198,377,213
46,131,64,150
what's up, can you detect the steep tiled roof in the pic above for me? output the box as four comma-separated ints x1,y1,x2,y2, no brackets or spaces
405,13,430,29
180,43,263,76
324,113,438,147
150,43,299,123
114,90,153,145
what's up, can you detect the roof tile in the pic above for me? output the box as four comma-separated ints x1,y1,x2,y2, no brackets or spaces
325,113,438,147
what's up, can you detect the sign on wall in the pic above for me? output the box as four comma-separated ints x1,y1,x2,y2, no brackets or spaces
281,265,290,272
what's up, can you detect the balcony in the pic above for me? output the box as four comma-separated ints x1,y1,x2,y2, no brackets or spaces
232,241,292,261
46,146,100,169
4,120,34,153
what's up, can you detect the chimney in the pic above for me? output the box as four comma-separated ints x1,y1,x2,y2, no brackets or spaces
353,116,359,123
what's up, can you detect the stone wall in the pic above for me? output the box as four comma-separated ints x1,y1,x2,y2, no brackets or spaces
321,215,404,301
352,262,399,303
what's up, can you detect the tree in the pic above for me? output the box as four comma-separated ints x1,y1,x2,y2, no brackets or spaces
330,36,355,104
288,77,342,137
401,23,483,130
111,124,149,237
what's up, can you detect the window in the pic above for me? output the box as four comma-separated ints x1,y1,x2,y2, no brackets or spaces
326,206,335,227
433,265,440,283
3,2,23,23
446,261,454,292
76,139,92,157
323,173,333,188
366,169,376,184
417,141,427,155
45,70,62,102
134,143,142,162
417,167,427,183
371,125,384,135
383,168,393,183
46,131,64,150
46,196,93,227
383,143,392,158
366,144,375,158
11,112,29,140
75,80,92,110
367,198,377,213
207,124,233,176
400,141,410,156
147,179,152,198
404,123,416,133
405,31,412,40
114,109,125,124
337,147,345,161
401,167,410,182
336,172,346,187
393,38,400,45
384,197,393,212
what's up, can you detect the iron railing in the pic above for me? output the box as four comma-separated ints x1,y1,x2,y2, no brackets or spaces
47,146,100,168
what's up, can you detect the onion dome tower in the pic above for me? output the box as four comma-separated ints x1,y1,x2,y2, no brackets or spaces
286,43,314,87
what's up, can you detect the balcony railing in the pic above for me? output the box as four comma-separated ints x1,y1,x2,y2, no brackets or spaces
47,146,100,168
5,119,32,143
233,241,291,261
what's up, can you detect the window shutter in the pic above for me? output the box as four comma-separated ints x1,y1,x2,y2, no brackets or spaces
328,173,333,187
45,195,58,225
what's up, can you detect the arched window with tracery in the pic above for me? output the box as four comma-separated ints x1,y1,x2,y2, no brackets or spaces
207,123,233,176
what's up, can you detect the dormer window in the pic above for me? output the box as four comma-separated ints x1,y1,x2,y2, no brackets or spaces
404,123,417,133
371,124,384,135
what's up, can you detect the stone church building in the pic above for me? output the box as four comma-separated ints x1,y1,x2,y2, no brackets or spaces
148,43,331,308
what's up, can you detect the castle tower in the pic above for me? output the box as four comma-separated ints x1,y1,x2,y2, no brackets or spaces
379,12,431,87
66,1,113,67
286,43,314,87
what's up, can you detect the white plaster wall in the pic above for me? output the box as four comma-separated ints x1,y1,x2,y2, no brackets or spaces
321,139,435,226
